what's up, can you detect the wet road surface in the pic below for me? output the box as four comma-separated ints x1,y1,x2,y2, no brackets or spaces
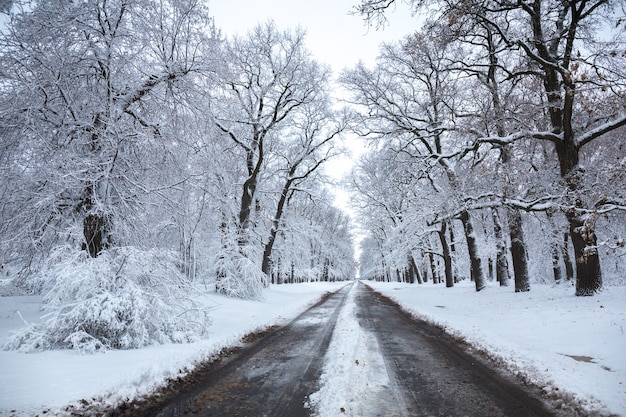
114,282,561,417
121,284,352,417
354,282,558,417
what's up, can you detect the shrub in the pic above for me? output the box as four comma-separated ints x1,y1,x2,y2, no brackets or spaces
4,246,211,353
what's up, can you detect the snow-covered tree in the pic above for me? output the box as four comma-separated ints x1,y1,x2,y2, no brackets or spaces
209,21,350,296
342,31,491,291
355,0,626,296
0,0,221,351
0,0,215,265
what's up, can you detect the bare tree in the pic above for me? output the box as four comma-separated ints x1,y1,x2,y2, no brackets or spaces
261,102,345,277
356,0,626,295
342,32,488,291
212,21,328,242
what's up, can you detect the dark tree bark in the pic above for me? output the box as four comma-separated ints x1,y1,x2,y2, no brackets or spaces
428,252,438,284
546,211,564,282
261,184,287,277
491,208,510,286
79,179,110,258
83,213,108,258
551,243,563,282
459,210,486,291
508,209,530,292
569,213,602,295
438,221,454,288
562,232,575,281
524,0,604,295
409,254,423,284
448,221,459,283
323,259,330,282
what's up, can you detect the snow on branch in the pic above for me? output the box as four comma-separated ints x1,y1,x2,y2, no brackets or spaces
431,192,626,226
431,194,561,225
576,114,626,149
471,129,562,145
116,68,190,111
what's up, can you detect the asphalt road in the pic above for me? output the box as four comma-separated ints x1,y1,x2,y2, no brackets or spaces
111,282,561,417
354,283,559,417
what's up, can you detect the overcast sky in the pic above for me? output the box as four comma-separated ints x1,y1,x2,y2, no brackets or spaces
208,0,421,74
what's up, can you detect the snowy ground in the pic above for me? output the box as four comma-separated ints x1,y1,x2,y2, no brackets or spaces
365,280,626,417
1,279,624,416
0,280,347,416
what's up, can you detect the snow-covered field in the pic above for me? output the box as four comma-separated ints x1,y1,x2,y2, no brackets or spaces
0,280,347,416
366,280,626,417
1,279,624,416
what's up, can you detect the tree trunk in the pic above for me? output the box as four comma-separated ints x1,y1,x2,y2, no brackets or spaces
80,181,109,258
406,255,417,283
551,242,563,282
261,235,275,278
459,210,486,291
491,208,510,286
409,254,423,284
239,176,257,239
428,252,438,284
508,209,530,292
406,264,414,283
438,221,454,288
323,258,330,282
545,210,564,282
567,211,602,296
559,166,602,295
562,232,575,281
262,177,293,279
83,213,108,258
238,136,264,245
529,3,602,295
448,222,459,283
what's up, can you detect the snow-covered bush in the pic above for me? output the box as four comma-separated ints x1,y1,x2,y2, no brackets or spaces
3,246,211,353
214,234,266,300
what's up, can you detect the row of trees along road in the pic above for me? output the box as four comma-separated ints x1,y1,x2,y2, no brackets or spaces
0,0,355,351
350,0,626,295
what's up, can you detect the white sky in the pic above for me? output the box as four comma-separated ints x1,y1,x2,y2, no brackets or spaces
208,0,421,74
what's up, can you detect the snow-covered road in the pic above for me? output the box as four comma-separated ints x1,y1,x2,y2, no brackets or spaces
3,279,620,416
111,281,558,416
308,281,410,416
107,283,353,416
310,282,558,417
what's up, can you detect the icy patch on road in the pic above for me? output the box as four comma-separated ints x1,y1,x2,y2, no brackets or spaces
308,282,406,417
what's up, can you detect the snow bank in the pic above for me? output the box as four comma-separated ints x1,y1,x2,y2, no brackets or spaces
0,280,347,416
366,280,626,416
